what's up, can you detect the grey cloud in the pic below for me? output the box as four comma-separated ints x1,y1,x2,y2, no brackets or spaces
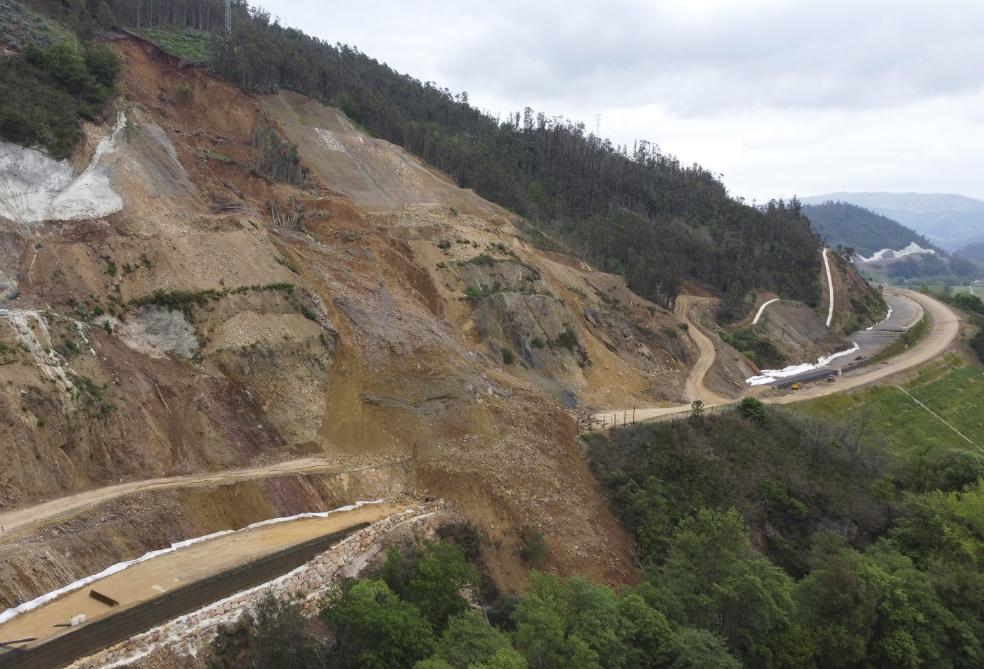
432,0,984,116
260,0,984,201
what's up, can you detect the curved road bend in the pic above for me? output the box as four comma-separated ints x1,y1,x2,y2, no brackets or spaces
773,288,958,404
594,288,960,424
674,295,731,406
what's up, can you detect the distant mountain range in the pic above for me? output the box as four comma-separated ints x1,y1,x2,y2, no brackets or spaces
799,192,984,251
957,242,984,262
801,201,937,257
801,200,980,281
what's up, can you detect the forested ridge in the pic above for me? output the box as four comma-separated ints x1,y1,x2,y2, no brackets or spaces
801,202,981,283
19,0,823,318
802,201,936,257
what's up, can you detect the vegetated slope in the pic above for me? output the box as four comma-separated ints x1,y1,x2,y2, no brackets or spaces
586,406,892,576
802,202,981,283
802,191,984,251
824,248,889,334
0,29,120,158
584,404,984,668
884,254,981,285
0,33,715,604
798,356,984,460
22,0,827,320
0,0,74,51
923,291,984,365
802,201,937,257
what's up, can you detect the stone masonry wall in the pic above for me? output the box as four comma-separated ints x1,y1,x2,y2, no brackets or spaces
66,501,451,669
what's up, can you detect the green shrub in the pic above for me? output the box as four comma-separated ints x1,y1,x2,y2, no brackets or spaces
501,347,515,364
131,288,220,316
463,253,496,267
722,327,786,369
248,120,308,185
551,327,579,351
174,82,191,103
970,330,984,365
137,26,213,62
517,526,548,567
208,594,324,669
737,397,767,424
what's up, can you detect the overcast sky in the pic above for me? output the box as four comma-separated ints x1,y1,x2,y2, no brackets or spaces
259,0,984,203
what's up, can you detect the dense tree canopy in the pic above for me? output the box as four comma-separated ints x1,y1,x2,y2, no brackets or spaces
0,38,119,158
586,407,984,668
803,201,937,258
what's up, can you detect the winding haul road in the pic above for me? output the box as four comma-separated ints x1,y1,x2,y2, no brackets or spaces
594,287,961,425
674,296,731,406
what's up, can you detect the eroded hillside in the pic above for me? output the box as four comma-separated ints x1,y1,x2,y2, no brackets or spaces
0,30,894,610
0,38,715,601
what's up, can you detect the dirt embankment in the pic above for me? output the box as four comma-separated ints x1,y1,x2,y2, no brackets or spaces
0,37,673,602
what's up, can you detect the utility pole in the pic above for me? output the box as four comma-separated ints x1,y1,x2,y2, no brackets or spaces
225,0,232,37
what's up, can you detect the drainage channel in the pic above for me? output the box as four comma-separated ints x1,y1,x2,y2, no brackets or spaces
0,523,368,669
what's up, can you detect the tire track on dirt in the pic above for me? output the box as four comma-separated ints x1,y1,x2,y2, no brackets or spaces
674,295,730,405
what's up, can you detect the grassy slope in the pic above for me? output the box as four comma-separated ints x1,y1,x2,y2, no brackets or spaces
0,0,75,51
797,355,984,458
135,26,214,62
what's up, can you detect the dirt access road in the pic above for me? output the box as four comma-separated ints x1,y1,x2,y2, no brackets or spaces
675,295,730,405
0,502,398,651
595,288,960,424
0,457,407,539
